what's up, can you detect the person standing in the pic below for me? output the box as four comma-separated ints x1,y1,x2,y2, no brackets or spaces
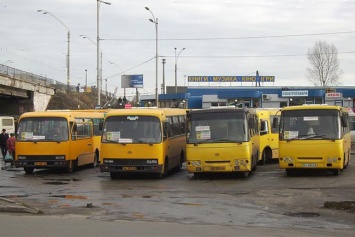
0,129,9,158
6,133,15,166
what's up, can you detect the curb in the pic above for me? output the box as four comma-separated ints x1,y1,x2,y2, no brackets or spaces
0,197,42,214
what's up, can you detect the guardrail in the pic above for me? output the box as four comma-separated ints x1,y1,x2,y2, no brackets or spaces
0,64,114,97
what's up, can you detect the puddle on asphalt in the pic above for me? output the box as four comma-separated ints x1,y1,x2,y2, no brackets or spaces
132,212,145,219
284,212,320,218
0,194,30,198
0,185,19,189
324,201,355,211
174,202,204,206
49,195,87,200
44,178,81,182
44,182,69,185
121,194,132,198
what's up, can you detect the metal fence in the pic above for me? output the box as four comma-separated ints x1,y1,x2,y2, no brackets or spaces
0,64,114,97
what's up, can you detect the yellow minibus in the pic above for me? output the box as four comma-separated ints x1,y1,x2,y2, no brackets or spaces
15,111,99,174
186,107,259,178
277,104,351,176
349,112,355,154
100,108,186,179
74,109,107,164
256,108,280,165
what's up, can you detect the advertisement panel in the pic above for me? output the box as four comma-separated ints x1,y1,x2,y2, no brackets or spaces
187,76,275,83
121,75,144,88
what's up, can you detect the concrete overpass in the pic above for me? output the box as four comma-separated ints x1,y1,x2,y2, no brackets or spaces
0,64,61,118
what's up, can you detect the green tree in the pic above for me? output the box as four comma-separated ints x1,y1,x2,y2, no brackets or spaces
306,41,342,86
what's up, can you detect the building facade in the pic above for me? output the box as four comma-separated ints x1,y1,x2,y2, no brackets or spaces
140,86,355,110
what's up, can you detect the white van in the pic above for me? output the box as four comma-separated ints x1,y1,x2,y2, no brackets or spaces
0,116,15,134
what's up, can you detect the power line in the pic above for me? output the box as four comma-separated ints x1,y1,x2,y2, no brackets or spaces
159,51,355,59
104,57,155,80
102,31,355,41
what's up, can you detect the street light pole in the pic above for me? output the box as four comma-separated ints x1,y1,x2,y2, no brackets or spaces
85,69,88,92
145,7,159,107
2,60,13,65
37,10,70,92
162,59,166,94
96,0,111,108
174,47,185,94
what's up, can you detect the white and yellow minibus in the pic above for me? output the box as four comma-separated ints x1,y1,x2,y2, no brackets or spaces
100,108,186,179
186,107,259,178
277,104,351,176
0,116,15,134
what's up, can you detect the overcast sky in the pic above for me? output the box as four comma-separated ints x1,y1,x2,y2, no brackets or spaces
1,0,354,97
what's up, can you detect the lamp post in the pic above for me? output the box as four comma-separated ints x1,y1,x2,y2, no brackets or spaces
108,61,125,97
2,60,13,65
105,79,108,101
37,10,70,92
174,47,185,94
145,7,159,107
108,61,123,71
80,34,104,94
162,59,166,94
97,0,111,107
85,69,88,92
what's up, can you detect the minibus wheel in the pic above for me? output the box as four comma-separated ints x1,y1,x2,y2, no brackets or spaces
259,150,267,165
66,161,73,173
90,153,98,168
286,169,296,177
176,152,184,171
24,167,34,174
110,172,121,179
332,169,340,176
163,157,169,176
156,158,169,179
241,171,249,178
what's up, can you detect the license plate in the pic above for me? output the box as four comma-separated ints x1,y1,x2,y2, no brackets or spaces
35,162,47,166
210,166,225,171
123,166,137,171
302,163,317,168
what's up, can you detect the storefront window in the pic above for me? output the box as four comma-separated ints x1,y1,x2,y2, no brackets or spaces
315,97,323,104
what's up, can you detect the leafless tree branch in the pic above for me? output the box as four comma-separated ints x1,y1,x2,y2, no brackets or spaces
306,41,342,87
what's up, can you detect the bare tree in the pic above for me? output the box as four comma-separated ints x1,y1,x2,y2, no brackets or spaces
306,41,342,86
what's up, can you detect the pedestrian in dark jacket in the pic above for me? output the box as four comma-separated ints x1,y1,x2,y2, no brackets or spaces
0,129,9,158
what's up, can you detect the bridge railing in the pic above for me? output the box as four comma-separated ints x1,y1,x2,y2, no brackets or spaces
0,64,115,98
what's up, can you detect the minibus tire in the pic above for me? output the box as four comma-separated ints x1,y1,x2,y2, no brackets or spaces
90,153,98,168
110,172,120,179
176,152,184,171
24,167,34,174
286,169,296,177
241,171,249,178
332,169,340,176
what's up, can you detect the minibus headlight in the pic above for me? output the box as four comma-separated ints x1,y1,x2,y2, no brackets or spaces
327,157,337,163
192,161,201,166
240,160,246,166
283,157,293,162
18,156,26,160
234,160,239,166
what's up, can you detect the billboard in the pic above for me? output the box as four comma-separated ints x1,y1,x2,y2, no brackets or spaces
121,74,144,88
188,76,275,83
